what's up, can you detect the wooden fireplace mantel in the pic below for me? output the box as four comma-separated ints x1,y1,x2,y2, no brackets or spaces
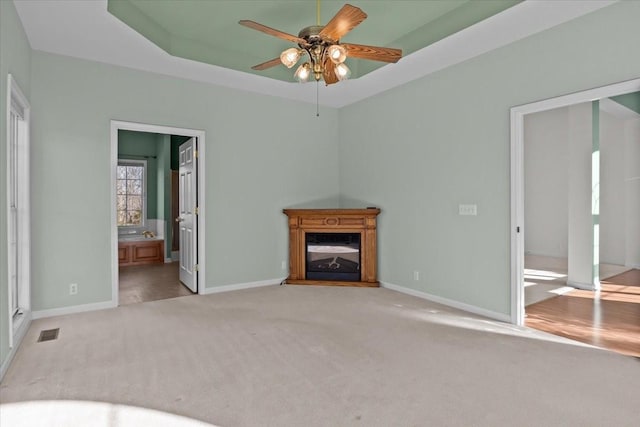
283,208,380,287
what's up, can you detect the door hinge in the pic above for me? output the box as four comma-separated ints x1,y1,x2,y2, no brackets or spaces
194,264,199,272
517,226,521,233
195,206,199,215
194,150,199,159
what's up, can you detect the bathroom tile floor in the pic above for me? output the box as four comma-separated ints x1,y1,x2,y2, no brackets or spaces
119,262,193,306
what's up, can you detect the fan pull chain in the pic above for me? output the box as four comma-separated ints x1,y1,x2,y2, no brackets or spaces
317,0,321,26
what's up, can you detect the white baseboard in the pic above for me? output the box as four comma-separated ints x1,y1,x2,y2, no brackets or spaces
203,278,285,295
32,300,117,319
566,280,597,291
164,258,172,263
524,252,566,259
171,251,179,262
0,311,32,382
381,282,511,323
625,263,640,269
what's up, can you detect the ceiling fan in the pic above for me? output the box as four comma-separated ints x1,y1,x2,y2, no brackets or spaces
239,2,402,85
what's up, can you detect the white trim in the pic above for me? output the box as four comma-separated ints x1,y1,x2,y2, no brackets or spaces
164,258,172,263
111,120,207,307
6,74,31,351
510,106,525,328
510,77,640,326
626,263,640,269
381,282,511,323
202,278,285,295
32,300,117,320
0,311,31,382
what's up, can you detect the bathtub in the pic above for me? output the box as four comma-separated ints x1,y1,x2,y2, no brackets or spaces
118,236,165,266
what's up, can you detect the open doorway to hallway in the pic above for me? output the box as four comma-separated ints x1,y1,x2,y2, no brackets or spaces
110,121,206,306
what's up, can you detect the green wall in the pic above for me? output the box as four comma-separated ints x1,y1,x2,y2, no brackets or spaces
29,51,340,311
0,0,32,372
118,130,160,219
611,91,640,115
157,134,172,258
339,0,640,315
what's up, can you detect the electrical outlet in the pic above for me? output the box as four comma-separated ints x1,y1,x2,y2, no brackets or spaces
413,271,420,281
459,204,478,216
281,260,287,271
69,283,78,295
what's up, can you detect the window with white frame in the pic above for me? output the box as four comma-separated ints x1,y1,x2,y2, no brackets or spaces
116,160,146,227
9,95,23,316
7,74,31,331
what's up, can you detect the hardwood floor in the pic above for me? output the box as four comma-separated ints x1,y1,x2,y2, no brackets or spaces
524,255,629,306
525,269,640,357
119,262,193,306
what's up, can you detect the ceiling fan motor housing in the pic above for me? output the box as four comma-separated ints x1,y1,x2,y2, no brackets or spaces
298,25,337,81
298,25,332,44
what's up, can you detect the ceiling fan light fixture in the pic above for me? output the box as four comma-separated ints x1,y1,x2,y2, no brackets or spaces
280,47,301,68
294,62,311,82
241,3,402,88
334,62,351,81
327,44,347,64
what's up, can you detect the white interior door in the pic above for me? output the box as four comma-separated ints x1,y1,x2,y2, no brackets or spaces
178,138,197,292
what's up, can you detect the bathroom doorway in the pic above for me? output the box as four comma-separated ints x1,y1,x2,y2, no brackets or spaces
110,121,206,306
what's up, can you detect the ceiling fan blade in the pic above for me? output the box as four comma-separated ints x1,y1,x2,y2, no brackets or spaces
251,57,283,71
323,58,339,85
342,43,402,63
239,20,306,45
319,4,367,42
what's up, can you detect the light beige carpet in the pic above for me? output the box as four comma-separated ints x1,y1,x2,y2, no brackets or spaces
1,285,639,426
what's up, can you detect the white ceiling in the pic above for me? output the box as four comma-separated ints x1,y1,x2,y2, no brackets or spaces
14,0,616,108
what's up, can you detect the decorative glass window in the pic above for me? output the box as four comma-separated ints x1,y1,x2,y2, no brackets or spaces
117,161,146,227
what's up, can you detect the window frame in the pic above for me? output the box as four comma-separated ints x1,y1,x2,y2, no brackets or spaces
6,73,32,348
116,159,147,232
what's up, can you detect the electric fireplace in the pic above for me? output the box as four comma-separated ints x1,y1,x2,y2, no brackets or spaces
283,208,380,287
306,233,360,282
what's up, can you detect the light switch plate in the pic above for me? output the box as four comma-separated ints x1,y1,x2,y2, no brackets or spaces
459,204,477,216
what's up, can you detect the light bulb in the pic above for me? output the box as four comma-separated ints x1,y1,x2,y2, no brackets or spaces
327,44,347,64
334,63,351,81
294,63,311,83
280,48,301,69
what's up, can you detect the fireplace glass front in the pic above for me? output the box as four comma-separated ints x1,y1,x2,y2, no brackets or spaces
305,233,360,282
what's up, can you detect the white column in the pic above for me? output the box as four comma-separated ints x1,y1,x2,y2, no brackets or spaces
625,117,640,268
567,102,599,289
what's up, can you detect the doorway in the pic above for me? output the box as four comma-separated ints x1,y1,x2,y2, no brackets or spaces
510,79,640,356
110,121,206,306
511,78,640,325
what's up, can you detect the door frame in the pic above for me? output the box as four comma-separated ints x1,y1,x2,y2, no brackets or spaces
110,120,206,305
510,77,640,326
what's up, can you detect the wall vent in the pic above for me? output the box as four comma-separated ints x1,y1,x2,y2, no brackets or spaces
37,328,59,342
